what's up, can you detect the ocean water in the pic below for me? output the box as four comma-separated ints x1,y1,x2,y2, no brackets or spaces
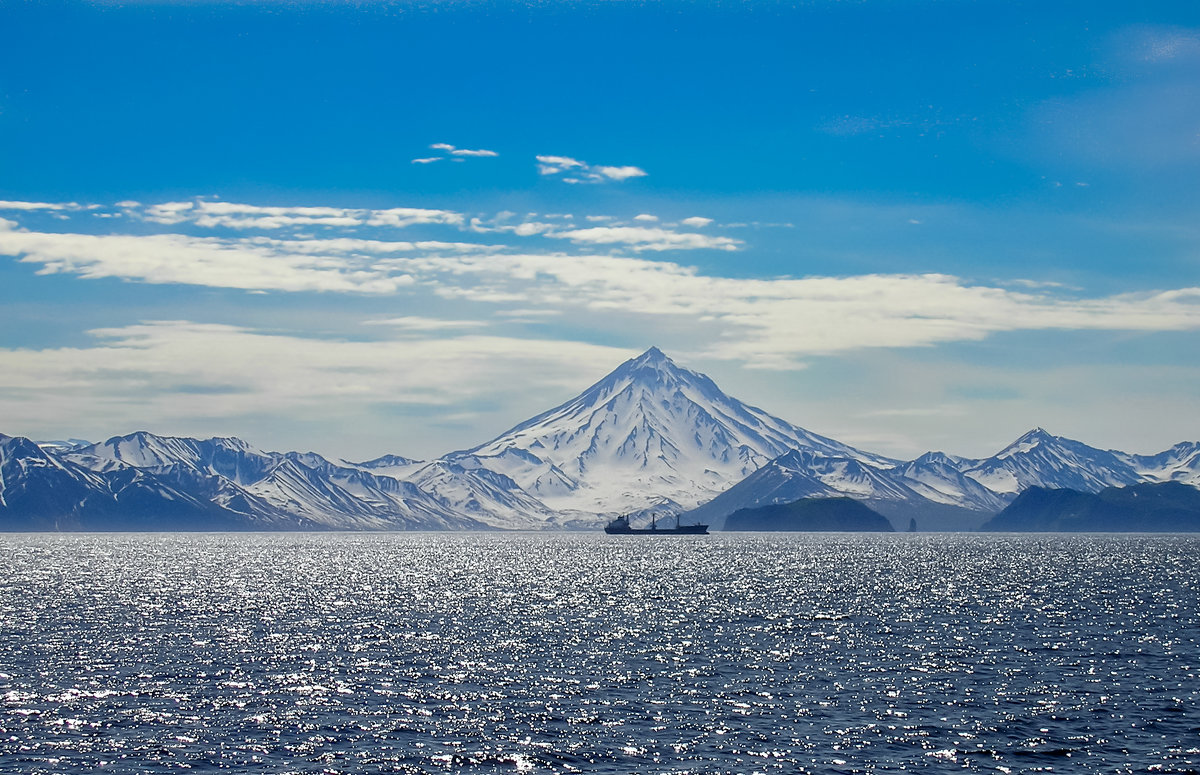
1,532,1197,774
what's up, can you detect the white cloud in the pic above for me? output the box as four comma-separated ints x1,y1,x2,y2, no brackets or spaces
594,165,648,181
411,157,442,164
199,202,351,219
0,223,413,294
188,202,364,230
548,226,742,252
536,154,647,184
633,214,659,222
1004,278,1078,290
5,206,1200,373
136,200,464,231
0,321,633,457
365,207,465,229
680,216,713,228
142,200,363,230
426,142,499,159
510,222,556,237
390,253,1200,368
361,316,482,331
0,200,80,212
535,155,586,173
496,308,562,318
144,201,196,224
243,236,500,255
464,212,562,237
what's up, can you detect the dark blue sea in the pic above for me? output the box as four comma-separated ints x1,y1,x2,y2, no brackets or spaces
1,532,1197,774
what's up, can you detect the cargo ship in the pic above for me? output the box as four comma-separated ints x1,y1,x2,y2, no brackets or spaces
603,514,709,535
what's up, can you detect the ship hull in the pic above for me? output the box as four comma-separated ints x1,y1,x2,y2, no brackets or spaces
604,524,709,535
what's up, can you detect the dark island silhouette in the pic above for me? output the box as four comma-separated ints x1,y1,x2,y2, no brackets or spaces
981,481,1200,532
724,497,895,532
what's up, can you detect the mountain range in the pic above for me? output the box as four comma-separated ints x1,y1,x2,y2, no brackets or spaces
2,347,1198,531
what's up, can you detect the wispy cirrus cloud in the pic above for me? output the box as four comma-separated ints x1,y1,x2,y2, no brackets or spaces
432,142,499,158
4,200,1200,373
148,201,362,229
246,236,500,254
361,316,482,331
466,214,560,237
0,219,414,293
536,154,647,184
401,254,1200,367
141,200,464,230
364,207,465,228
414,142,500,164
547,226,741,252
0,320,632,457
0,200,86,212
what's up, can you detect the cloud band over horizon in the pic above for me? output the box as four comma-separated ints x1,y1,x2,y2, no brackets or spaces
1,198,1199,375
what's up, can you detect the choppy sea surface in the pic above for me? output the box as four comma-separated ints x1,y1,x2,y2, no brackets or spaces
1,532,1198,774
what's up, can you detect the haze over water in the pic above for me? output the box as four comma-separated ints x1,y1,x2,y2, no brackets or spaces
1,532,1197,773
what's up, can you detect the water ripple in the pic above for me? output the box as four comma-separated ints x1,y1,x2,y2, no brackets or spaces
1,532,1197,773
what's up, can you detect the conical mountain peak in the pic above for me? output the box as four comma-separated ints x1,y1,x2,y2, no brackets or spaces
631,346,671,365
614,346,685,384
548,347,708,410
463,348,882,515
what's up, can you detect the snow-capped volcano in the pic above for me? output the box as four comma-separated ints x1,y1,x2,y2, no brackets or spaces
4,347,1198,532
441,347,893,519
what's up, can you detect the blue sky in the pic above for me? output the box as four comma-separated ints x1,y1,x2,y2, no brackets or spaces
1,0,1198,460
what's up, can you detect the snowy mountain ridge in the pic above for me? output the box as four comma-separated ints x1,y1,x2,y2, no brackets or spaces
683,424,1193,531
56,431,489,530
2,347,1198,530
962,427,1143,494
